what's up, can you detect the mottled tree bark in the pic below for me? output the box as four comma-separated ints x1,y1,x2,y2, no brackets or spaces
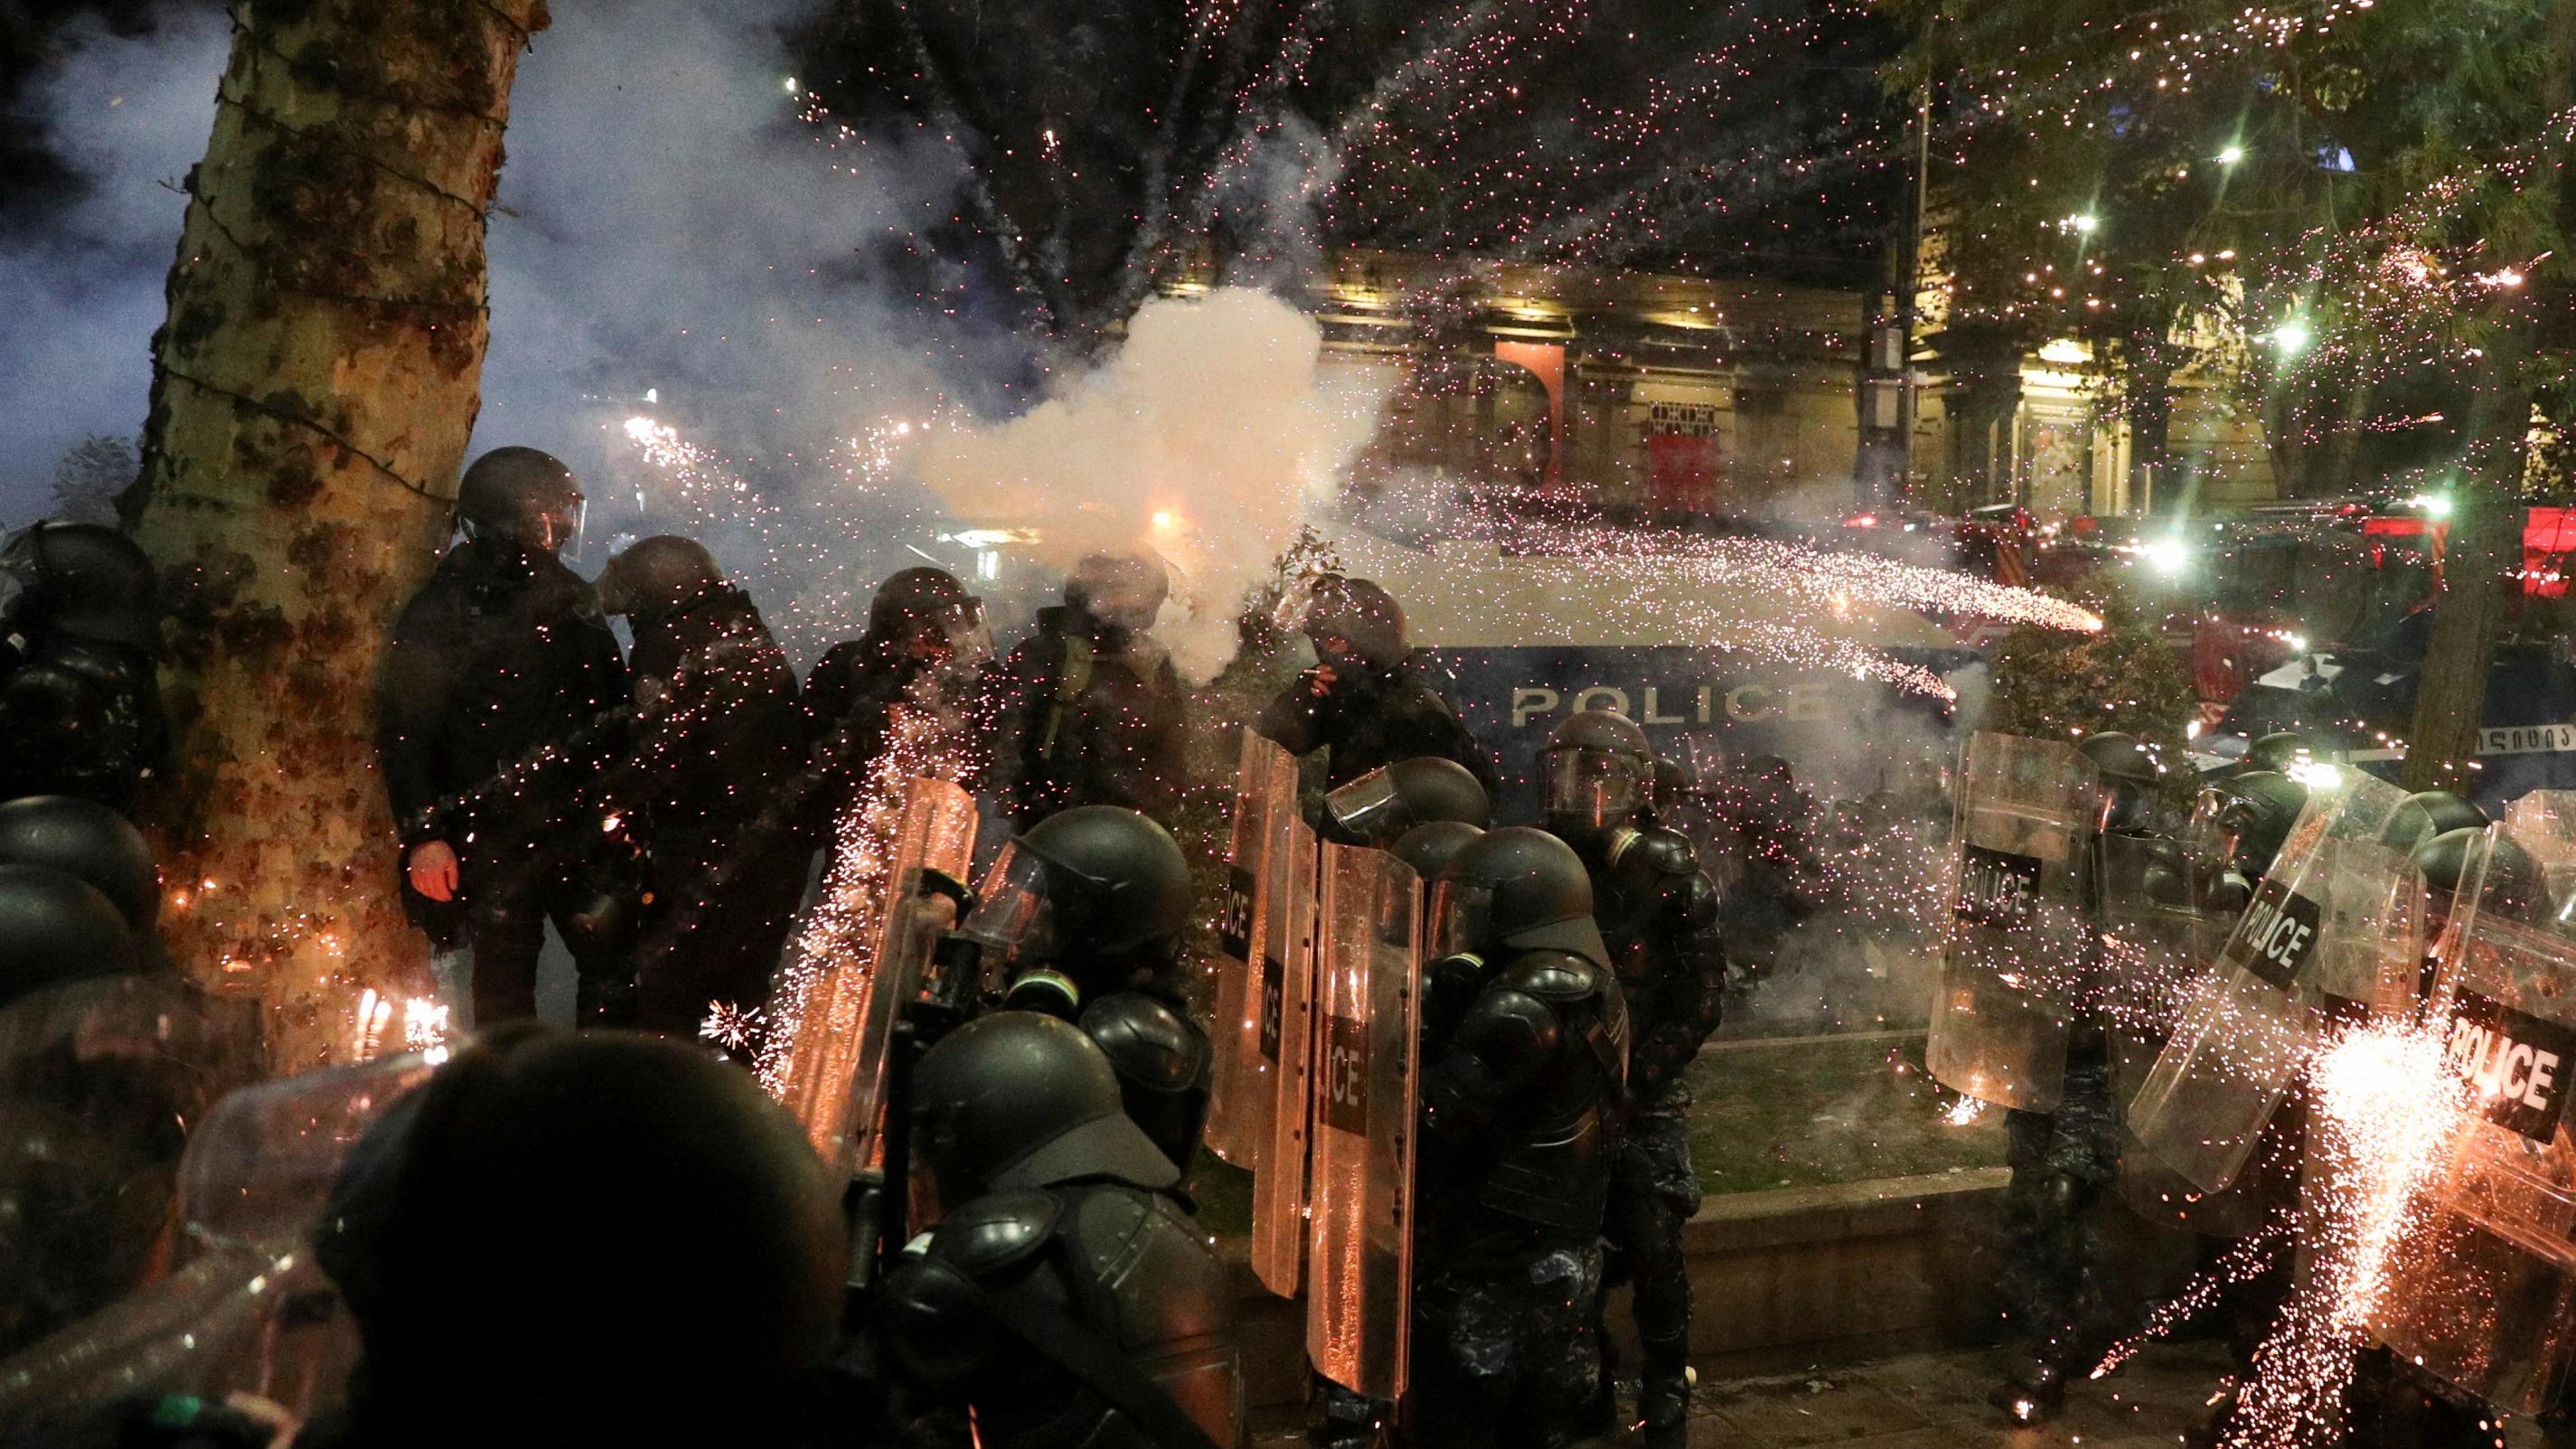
125,0,550,1069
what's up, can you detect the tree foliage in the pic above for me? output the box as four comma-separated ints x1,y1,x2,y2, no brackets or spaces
1985,571,2196,759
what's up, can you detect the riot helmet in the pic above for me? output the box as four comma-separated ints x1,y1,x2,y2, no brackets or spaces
2383,790,2487,853
1300,574,1407,671
0,795,158,933
1542,708,1653,837
2078,731,2165,833
0,521,159,652
1066,551,1169,634
908,1011,1179,1211
1429,826,1604,964
962,806,1193,980
1324,757,1492,846
868,566,989,667
2186,770,2308,884
455,447,586,556
1391,821,1485,882
2245,731,2317,776
0,865,138,1007
314,1026,842,1445
593,534,723,621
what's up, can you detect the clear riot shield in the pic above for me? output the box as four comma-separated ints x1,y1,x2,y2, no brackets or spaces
1203,730,1300,1169
2096,831,2265,1232
1926,732,2100,1112
0,1049,441,1434
1304,843,1419,1403
2368,828,2576,1415
2128,769,2419,1194
772,776,978,1173
2505,791,2576,919
1249,814,1320,1299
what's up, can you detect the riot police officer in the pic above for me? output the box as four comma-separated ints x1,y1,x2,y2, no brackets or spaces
593,536,807,1040
1532,709,1721,1448
1411,827,1629,1449
0,863,139,1006
0,521,168,813
805,567,992,847
304,1026,845,1449
986,552,1190,830
1256,574,1493,792
1319,754,1491,848
871,1011,1242,1449
1990,729,2167,1423
374,447,632,1029
958,805,1211,1171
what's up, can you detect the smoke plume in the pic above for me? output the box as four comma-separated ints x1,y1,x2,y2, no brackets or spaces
916,286,1384,682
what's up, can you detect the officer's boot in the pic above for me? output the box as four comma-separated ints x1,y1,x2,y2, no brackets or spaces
1637,1331,1693,1449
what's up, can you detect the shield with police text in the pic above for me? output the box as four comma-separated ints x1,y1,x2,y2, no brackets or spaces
1304,842,1420,1403
1926,732,2100,1112
1249,813,1321,1298
0,1049,443,1434
2127,768,2420,1194
773,775,978,1174
2367,826,2576,1415
1204,729,1301,1169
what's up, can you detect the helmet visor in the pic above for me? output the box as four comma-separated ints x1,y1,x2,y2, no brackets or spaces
1543,747,1643,831
1427,880,1495,960
1325,767,1415,846
961,842,1060,970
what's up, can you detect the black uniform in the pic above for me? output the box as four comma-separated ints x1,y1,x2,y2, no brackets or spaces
1256,651,1493,793
1412,941,1630,1449
613,580,807,1035
985,606,1190,831
373,536,630,1026
1571,825,1725,1445
873,1012,1242,1449
1706,756,1819,977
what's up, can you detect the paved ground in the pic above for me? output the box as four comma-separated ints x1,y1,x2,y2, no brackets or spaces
1255,1336,2547,1447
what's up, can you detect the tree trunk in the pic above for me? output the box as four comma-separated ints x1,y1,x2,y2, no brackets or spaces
125,0,550,1070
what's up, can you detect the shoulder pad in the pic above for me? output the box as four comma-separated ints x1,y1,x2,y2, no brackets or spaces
926,1188,1063,1277
1492,949,1608,1002
1080,991,1213,1091
1612,825,1701,878
1680,870,1721,932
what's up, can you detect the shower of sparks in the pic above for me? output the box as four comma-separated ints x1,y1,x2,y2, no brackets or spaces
2210,1022,2473,1449
2096,1221,2291,1378
700,1001,764,1054
352,990,450,1062
757,680,975,1130
1941,1094,1986,1126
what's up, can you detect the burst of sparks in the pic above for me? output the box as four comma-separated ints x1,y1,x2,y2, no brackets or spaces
700,1001,765,1054
2214,1022,2473,1449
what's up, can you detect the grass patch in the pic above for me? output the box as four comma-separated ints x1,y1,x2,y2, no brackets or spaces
1687,1030,2004,1195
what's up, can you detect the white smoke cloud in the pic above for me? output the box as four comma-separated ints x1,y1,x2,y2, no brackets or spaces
916,287,1384,683
0,5,229,522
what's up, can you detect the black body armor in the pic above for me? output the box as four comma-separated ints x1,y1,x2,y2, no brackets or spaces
1077,989,1214,1175
0,636,169,814
1579,824,1725,1107
880,1181,1243,1449
1419,946,1630,1247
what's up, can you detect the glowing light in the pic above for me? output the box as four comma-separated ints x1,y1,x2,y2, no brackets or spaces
1942,1096,1986,1126
2063,212,2099,234
700,1001,764,1054
2270,318,2314,356
2141,537,2190,576
2218,143,2246,165
2288,761,2343,790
